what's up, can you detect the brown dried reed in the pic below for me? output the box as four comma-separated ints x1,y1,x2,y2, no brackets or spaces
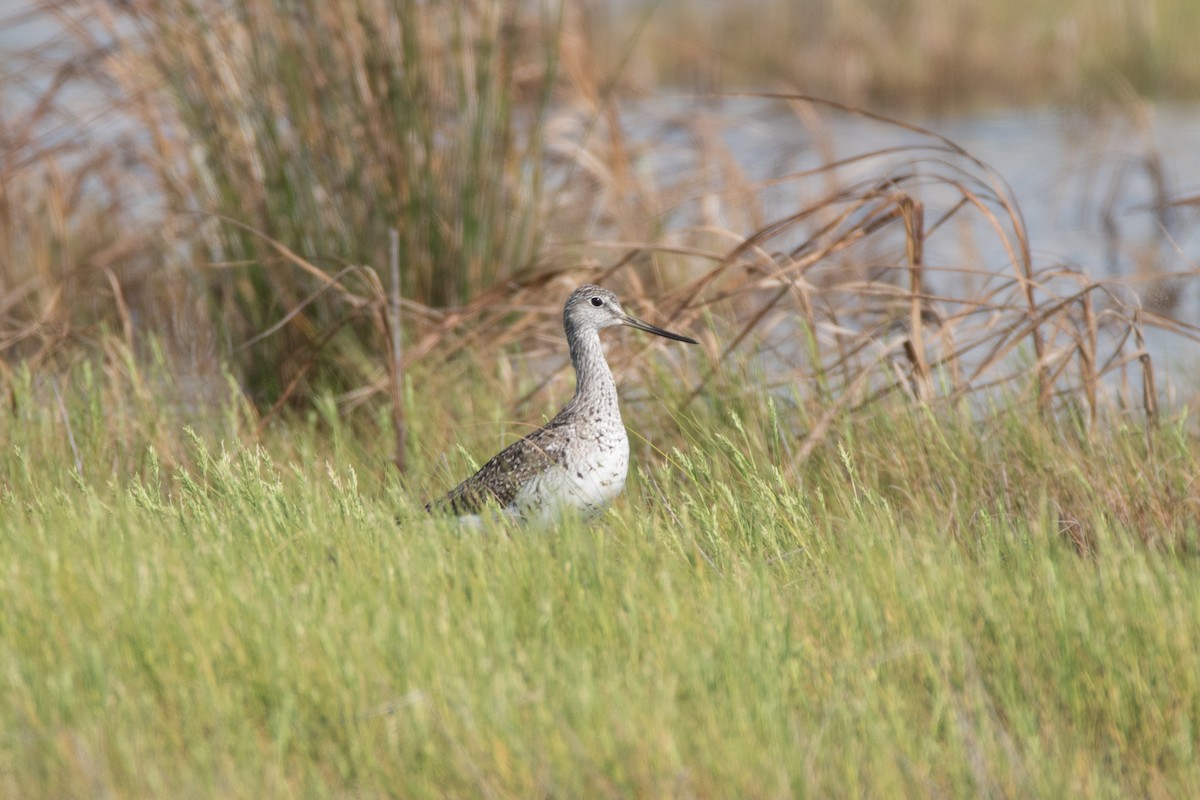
2,3,1197,467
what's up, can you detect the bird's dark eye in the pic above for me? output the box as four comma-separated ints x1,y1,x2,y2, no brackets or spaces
590,297,603,307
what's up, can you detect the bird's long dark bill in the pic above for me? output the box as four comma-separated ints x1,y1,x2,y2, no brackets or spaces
622,315,698,344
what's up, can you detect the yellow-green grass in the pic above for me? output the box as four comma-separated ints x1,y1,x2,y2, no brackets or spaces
2,355,1199,798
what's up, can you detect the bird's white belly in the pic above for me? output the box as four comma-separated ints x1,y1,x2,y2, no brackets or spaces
515,430,629,522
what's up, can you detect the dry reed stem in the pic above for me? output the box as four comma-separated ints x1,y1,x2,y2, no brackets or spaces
386,229,407,474
899,195,931,401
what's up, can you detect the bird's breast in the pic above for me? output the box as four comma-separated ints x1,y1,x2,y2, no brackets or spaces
516,423,629,521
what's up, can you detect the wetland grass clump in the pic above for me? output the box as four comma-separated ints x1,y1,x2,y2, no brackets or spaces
5,0,559,401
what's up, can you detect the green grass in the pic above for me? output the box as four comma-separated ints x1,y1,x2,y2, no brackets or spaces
2,358,1199,797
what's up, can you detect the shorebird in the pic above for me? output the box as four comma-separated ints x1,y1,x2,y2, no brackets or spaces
426,284,697,523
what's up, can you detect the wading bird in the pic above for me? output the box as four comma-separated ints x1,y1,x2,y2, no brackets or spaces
427,285,697,523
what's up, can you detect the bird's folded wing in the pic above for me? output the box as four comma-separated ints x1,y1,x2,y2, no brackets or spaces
428,426,570,515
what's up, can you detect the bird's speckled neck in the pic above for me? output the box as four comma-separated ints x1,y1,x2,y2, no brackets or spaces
564,318,619,412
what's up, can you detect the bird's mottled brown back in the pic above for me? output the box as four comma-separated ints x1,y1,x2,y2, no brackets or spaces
426,417,573,515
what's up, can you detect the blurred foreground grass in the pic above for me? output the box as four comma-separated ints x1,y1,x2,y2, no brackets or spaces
2,355,1198,798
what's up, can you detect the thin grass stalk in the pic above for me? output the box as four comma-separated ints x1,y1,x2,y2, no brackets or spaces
1081,290,1099,430
50,376,83,476
387,228,407,474
900,194,931,401
1134,309,1159,436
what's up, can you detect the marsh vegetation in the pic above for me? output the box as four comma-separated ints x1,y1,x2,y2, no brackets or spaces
2,0,1199,796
